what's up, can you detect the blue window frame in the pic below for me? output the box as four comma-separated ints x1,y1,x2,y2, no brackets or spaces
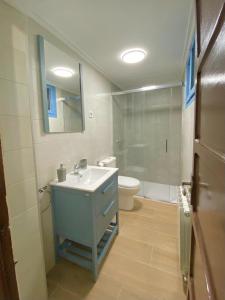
46,84,57,118
185,37,196,107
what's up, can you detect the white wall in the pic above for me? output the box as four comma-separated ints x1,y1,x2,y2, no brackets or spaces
0,1,47,299
27,19,116,272
181,0,196,183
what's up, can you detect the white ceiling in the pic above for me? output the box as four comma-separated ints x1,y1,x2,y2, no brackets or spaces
6,0,192,90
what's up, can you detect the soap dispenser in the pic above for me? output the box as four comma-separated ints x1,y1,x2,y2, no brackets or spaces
57,163,66,182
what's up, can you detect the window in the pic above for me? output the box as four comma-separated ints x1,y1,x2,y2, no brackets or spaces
185,37,196,107
46,84,57,118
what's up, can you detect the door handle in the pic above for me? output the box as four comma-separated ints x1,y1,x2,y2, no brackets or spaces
166,139,168,153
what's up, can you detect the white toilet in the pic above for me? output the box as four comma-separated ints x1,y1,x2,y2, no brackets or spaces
99,157,140,211
118,175,140,210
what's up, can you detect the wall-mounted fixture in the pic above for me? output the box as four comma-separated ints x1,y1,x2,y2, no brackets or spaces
121,48,146,64
37,35,85,133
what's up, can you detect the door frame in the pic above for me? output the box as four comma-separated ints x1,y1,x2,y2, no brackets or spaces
0,138,19,300
188,1,225,299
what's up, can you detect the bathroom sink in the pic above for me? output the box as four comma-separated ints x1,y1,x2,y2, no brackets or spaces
50,165,118,192
74,167,109,184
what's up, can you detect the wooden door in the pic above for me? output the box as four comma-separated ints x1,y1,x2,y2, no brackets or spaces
0,139,19,300
188,1,225,300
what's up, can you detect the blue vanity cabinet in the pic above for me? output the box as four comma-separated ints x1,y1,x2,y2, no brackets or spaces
51,188,93,246
51,172,119,280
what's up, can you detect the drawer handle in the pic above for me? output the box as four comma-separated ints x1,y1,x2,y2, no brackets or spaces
102,181,114,194
103,200,115,216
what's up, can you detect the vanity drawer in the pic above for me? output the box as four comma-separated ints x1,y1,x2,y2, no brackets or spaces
96,197,118,243
94,175,118,216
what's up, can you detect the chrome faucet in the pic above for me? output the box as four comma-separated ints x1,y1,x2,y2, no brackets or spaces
73,163,81,175
73,158,87,175
79,158,87,169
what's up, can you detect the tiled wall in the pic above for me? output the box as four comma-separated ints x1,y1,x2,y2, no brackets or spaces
27,20,116,272
0,1,47,300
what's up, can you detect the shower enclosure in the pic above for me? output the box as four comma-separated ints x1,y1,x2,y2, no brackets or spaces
112,85,182,203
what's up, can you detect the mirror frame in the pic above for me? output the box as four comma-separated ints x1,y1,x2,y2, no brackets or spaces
37,35,85,133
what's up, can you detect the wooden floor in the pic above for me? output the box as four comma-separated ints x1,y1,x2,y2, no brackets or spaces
48,197,186,300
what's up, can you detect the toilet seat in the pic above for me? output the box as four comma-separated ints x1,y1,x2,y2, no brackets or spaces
118,176,140,188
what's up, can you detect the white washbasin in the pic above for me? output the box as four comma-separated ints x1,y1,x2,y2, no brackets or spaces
50,165,118,192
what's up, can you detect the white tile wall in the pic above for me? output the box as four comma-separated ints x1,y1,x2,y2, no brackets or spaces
6,177,37,218
0,45,28,83
41,203,55,274
26,19,117,272
0,1,47,300
0,116,33,151
10,207,47,300
0,79,30,116
3,148,35,186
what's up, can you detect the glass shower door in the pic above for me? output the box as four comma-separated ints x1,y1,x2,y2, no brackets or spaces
112,85,182,203
142,88,171,202
126,91,147,197
113,91,147,196
167,87,182,202
143,86,182,203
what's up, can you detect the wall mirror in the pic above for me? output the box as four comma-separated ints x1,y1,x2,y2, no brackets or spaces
37,35,84,133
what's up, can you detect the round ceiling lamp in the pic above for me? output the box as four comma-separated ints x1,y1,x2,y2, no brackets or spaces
121,48,147,64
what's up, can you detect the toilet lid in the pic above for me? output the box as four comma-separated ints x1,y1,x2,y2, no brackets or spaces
118,176,140,188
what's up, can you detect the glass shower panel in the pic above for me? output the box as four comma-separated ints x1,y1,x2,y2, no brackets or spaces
142,88,170,201
167,87,182,202
125,92,147,196
112,86,182,203
112,93,126,173
113,92,147,195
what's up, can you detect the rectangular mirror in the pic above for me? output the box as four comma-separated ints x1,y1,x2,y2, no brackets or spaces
37,35,85,133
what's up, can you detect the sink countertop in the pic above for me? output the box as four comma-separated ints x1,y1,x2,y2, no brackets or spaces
50,165,118,192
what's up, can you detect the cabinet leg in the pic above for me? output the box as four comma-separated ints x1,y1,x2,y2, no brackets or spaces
92,245,98,281
93,270,98,282
54,234,60,261
116,212,119,235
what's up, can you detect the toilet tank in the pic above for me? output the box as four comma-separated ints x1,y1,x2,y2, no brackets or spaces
99,156,116,167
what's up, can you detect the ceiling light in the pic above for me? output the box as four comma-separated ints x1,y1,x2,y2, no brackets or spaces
121,48,146,64
51,67,75,78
